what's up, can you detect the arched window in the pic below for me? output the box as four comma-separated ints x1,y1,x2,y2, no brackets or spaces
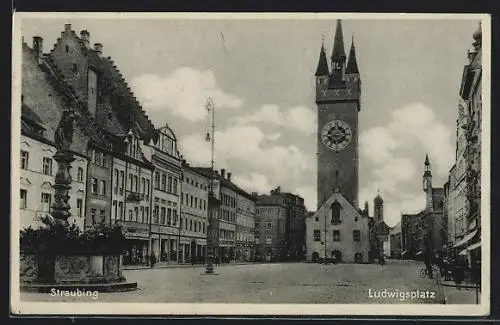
331,200,342,225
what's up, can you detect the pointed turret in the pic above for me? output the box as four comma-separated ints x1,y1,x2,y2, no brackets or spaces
315,43,329,76
346,36,359,74
331,19,346,59
424,153,430,166
423,154,432,192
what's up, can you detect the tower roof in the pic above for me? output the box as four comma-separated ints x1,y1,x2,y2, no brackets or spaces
315,43,329,76
425,154,430,165
374,190,383,204
331,19,346,59
346,36,359,74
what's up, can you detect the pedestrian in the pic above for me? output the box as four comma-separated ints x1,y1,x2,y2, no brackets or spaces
453,258,465,290
150,252,156,268
145,253,150,267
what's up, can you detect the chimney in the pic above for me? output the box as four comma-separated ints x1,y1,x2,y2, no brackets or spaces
64,23,72,32
227,172,232,182
94,43,103,57
32,36,43,64
221,169,226,178
80,30,90,48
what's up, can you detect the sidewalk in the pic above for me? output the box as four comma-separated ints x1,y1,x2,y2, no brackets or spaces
441,285,481,304
122,261,263,270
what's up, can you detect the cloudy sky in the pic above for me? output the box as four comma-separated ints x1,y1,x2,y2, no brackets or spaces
20,14,483,227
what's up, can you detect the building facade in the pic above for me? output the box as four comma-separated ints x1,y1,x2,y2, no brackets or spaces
255,195,286,262
21,38,90,231
179,161,209,263
452,23,482,263
401,213,424,259
143,126,182,263
389,222,402,259
235,182,257,262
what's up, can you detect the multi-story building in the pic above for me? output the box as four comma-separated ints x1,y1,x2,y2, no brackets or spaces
46,24,158,262
255,195,287,262
143,125,182,263
401,213,424,259
368,193,390,262
112,130,154,265
235,176,257,262
20,38,90,230
268,187,307,261
451,23,482,263
179,160,209,263
389,222,402,259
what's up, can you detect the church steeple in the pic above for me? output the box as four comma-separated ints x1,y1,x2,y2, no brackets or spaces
423,154,432,191
331,19,346,59
330,19,347,88
346,36,359,74
315,41,329,77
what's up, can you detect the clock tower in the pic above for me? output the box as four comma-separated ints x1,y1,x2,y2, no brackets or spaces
315,19,361,209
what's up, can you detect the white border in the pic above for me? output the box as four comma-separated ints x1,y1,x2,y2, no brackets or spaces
11,12,491,316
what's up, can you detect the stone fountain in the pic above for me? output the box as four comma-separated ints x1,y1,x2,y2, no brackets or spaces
20,109,137,293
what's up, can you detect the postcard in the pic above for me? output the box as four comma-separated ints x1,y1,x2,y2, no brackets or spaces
11,12,490,316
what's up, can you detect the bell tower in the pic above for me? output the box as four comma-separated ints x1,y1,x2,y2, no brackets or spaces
315,19,361,209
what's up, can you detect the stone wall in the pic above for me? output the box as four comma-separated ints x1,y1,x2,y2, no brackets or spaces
20,253,38,283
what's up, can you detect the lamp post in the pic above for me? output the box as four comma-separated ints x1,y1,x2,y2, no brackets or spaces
205,97,220,274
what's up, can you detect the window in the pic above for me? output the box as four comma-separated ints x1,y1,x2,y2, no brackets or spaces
155,172,160,189
142,177,146,194
203,222,206,233
172,209,177,226
331,200,342,224
140,206,145,223
154,205,159,224
145,207,149,224
135,207,139,222
118,202,123,219
77,199,83,217
267,222,272,229
65,45,69,52
100,180,106,195
20,189,27,209
313,230,321,241
173,178,178,194
41,193,51,212
134,175,139,192
72,63,78,72
195,197,198,209
21,151,29,170
146,179,150,199
168,176,173,193
100,209,105,222
190,219,193,231
203,200,206,210
161,174,167,191
353,230,360,242
190,195,193,207
128,210,133,221
194,221,197,232
160,207,166,225
198,221,201,233
181,193,184,205
78,167,85,183
167,208,172,225
185,193,188,205
91,208,97,224
129,174,133,191
266,235,272,244
90,177,97,194
120,171,125,195
333,230,340,242
42,157,53,175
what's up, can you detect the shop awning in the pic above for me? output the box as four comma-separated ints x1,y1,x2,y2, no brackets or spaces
452,230,477,248
467,242,481,251
416,251,423,256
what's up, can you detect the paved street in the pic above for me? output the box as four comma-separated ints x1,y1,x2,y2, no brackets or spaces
21,260,446,304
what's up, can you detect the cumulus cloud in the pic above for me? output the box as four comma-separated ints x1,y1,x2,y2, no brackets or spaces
361,102,454,175
131,67,244,122
235,104,316,135
358,102,454,227
265,132,282,142
296,186,317,212
232,173,273,194
178,125,315,194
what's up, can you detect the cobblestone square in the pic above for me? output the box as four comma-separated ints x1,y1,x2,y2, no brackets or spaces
21,260,444,304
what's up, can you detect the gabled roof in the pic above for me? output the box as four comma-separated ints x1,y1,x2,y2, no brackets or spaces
312,191,364,220
190,167,256,201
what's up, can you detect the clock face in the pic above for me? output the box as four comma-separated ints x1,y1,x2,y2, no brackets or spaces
321,120,352,151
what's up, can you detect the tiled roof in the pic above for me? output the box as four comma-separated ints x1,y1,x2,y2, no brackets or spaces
21,103,44,127
256,194,285,207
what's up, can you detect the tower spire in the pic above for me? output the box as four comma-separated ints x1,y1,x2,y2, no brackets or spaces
346,35,359,74
315,40,329,77
331,19,346,59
